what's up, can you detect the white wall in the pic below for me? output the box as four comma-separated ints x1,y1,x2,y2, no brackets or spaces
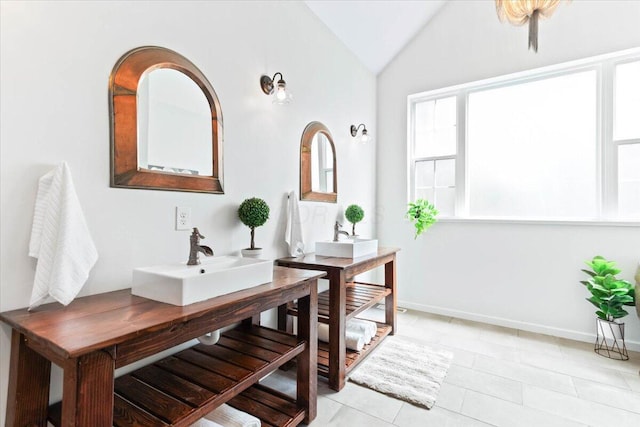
377,0,640,347
0,1,375,423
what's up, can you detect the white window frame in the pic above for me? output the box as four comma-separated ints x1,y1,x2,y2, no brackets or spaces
407,48,640,224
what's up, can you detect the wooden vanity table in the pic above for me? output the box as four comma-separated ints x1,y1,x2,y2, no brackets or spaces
276,247,399,391
1,266,323,427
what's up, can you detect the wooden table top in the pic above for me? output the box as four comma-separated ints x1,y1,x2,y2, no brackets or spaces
276,247,400,270
0,266,325,359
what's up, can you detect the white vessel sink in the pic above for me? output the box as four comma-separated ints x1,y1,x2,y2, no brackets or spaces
315,238,378,258
131,256,273,306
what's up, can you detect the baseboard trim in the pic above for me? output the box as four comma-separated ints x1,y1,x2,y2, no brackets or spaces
398,300,640,352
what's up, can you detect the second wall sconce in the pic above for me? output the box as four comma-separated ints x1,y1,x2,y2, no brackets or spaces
260,72,293,104
350,123,370,143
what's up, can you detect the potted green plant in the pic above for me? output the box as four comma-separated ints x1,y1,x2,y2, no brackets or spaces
345,204,364,236
580,256,635,360
238,197,270,258
405,199,438,238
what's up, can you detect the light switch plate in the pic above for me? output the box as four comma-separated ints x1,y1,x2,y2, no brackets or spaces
176,207,191,231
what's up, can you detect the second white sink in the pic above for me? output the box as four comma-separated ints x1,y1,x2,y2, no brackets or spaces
315,238,378,258
131,256,273,306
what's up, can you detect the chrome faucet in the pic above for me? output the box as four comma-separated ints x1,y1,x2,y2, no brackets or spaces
333,221,350,242
188,227,214,265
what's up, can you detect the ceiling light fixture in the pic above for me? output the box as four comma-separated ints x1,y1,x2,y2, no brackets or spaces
350,123,369,143
495,0,568,52
260,72,292,104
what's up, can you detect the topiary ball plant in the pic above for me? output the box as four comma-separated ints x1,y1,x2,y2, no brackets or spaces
345,204,364,236
580,256,635,322
238,197,270,249
406,199,438,239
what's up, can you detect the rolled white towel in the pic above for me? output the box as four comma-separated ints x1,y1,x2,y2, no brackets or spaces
345,321,373,344
205,403,261,427
318,323,366,351
191,418,223,427
345,330,365,351
349,318,378,339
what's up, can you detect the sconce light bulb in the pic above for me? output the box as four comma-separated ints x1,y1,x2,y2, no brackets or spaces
361,129,369,143
275,79,287,100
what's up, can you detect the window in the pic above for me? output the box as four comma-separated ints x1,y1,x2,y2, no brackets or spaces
614,60,640,219
408,50,640,222
412,97,457,216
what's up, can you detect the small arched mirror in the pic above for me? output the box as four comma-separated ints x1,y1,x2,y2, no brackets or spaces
300,121,337,203
110,46,223,193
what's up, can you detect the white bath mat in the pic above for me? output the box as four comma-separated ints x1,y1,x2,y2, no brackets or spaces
349,336,453,409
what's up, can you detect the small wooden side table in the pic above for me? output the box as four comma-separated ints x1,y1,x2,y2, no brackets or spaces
276,247,399,391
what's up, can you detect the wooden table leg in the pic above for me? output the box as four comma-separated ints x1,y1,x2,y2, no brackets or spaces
6,330,51,427
328,269,347,391
385,255,397,335
277,303,292,333
61,349,115,427
296,280,318,423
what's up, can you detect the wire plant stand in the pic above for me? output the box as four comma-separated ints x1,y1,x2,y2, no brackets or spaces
594,318,629,360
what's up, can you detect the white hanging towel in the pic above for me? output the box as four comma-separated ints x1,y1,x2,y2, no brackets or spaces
285,190,305,257
205,403,261,427
28,162,98,310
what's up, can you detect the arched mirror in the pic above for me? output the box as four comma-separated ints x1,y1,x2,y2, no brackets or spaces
110,46,223,193
300,121,337,203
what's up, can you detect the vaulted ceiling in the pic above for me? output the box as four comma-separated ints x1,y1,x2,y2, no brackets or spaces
304,0,447,74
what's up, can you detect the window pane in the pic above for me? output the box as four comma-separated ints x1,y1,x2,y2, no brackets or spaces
415,188,434,203
435,188,455,216
414,97,456,157
435,159,455,187
615,60,640,140
415,160,434,188
468,70,597,218
619,143,640,219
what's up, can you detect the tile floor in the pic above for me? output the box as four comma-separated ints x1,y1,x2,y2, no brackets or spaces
260,308,640,427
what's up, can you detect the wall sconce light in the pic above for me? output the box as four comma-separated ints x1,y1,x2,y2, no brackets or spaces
350,123,370,143
260,72,292,104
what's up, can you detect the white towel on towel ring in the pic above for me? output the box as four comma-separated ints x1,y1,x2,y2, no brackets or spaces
28,162,98,310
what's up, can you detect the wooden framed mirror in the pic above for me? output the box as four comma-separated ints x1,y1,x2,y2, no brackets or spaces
300,121,337,203
109,46,224,193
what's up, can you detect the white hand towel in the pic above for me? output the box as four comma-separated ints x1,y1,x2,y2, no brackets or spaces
205,403,261,427
318,323,366,351
285,191,304,257
191,419,223,427
28,162,98,310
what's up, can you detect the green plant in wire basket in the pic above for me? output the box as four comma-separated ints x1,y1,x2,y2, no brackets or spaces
345,204,365,236
580,256,635,321
405,199,438,239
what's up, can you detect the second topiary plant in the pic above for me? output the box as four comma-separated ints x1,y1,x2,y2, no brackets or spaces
345,204,364,236
238,197,270,258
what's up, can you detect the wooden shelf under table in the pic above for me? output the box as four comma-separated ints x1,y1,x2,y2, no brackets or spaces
318,323,392,378
287,282,391,324
48,325,307,427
